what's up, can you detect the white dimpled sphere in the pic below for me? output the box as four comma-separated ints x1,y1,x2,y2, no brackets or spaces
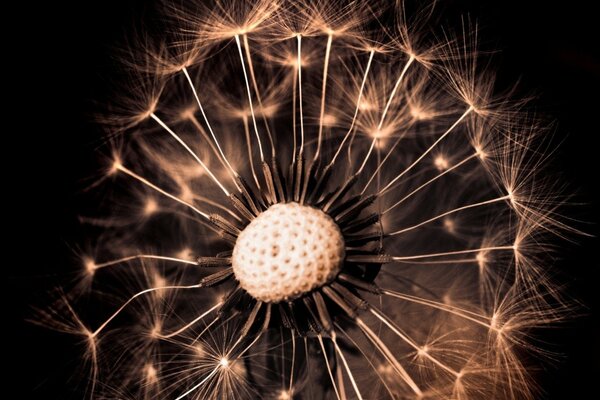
232,202,345,303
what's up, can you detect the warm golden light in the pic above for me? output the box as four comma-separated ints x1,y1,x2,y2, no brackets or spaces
38,1,576,399
219,357,230,368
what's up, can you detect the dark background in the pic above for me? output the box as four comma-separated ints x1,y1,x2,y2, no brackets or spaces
7,0,598,398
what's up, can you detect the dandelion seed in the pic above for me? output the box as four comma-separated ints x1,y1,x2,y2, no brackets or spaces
40,1,577,399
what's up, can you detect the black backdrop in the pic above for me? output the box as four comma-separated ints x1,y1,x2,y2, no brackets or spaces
7,0,598,398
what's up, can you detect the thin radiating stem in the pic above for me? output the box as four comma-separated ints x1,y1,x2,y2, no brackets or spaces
236,329,265,359
92,283,202,337
314,33,333,161
243,34,276,157
292,63,298,163
356,137,377,174
150,113,230,196
382,152,478,214
281,327,286,389
93,254,199,270
360,131,409,195
391,245,515,261
355,56,415,177
192,193,242,222
187,114,227,170
242,114,262,190
174,365,220,400
226,302,263,357
331,332,363,400
115,164,210,220
182,67,239,181
355,318,423,396
369,308,459,376
317,335,342,400
379,55,415,129
379,106,474,196
288,330,296,395
381,289,495,330
402,258,479,264
336,357,347,400
334,323,396,399
158,302,223,339
330,50,375,166
234,34,264,162
192,315,221,344
304,337,314,399
235,304,271,358
388,195,510,236
297,34,305,156
87,336,99,397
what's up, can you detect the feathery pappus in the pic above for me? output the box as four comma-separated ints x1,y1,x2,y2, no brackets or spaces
36,0,578,399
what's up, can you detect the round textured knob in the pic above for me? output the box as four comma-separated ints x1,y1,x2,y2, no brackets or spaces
232,202,345,303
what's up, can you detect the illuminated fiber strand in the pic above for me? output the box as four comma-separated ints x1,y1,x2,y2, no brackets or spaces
38,1,576,399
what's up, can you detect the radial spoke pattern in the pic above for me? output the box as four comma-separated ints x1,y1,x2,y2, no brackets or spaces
39,1,573,399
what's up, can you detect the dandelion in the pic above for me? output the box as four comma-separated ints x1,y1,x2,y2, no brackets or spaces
39,0,576,398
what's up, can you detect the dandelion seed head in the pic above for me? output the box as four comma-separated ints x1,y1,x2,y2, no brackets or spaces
39,0,578,398
232,203,345,302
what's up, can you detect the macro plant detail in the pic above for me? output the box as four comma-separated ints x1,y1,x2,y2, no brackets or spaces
39,0,575,399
